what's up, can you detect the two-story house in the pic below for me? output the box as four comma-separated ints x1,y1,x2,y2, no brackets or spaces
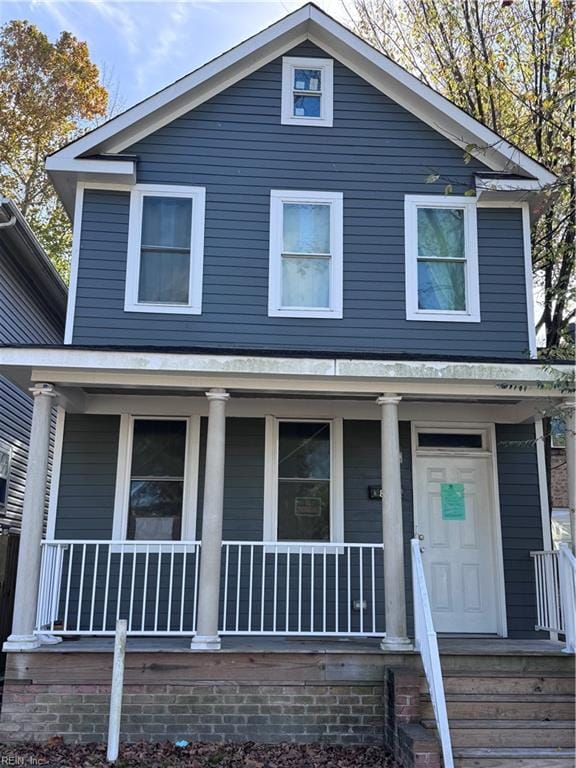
1,5,574,762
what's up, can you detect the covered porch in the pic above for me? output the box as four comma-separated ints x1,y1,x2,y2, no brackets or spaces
1,347,574,652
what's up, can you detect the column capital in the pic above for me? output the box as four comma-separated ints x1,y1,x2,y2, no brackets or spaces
205,388,230,402
376,394,402,407
30,383,58,398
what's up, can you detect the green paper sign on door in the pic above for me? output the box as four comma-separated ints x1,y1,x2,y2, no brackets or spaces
441,482,466,520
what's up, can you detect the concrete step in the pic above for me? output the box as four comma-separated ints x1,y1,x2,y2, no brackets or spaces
423,674,576,696
421,694,574,720
421,719,575,748
454,747,576,768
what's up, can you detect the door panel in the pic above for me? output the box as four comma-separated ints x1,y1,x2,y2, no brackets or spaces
415,454,499,633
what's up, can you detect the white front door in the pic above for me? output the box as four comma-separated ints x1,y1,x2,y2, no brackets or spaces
414,452,500,634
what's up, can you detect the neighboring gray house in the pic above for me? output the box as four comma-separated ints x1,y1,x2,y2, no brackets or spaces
0,198,66,532
1,6,574,765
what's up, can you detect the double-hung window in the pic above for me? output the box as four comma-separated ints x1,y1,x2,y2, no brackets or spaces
112,416,200,542
268,190,343,318
264,417,344,544
125,185,205,314
281,57,333,127
405,195,480,322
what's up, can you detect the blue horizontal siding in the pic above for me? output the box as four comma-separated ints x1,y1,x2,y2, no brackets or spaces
72,42,530,356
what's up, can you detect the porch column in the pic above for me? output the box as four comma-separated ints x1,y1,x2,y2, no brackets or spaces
377,394,411,650
4,383,57,651
562,402,576,553
191,388,230,651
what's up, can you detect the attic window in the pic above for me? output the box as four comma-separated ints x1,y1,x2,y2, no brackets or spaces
281,57,333,127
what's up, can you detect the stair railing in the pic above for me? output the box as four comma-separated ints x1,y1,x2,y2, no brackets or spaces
558,543,576,653
411,538,454,768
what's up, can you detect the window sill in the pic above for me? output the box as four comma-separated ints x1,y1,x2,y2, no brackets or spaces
268,307,343,319
263,542,345,556
280,116,333,128
406,311,481,323
124,302,202,315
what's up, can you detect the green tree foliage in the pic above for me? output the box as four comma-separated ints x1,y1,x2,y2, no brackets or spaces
346,0,575,355
0,20,108,281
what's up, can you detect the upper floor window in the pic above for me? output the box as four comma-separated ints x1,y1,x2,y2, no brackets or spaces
125,185,205,314
268,190,343,318
405,195,480,323
550,416,566,449
281,57,334,127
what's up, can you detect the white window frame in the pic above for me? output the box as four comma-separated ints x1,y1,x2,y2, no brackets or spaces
281,57,334,127
268,189,343,319
405,195,480,323
0,439,12,512
112,415,201,544
263,416,344,548
124,184,206,314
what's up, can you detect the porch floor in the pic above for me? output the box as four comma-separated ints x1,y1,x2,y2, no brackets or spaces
27,635,568,655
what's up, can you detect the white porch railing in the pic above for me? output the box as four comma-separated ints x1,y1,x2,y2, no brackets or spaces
35,540,385,638
36,541,201,635
411,538,453,768
532,544,576,653
221,541,385,636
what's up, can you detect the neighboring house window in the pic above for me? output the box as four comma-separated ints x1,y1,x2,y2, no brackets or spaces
405,195,480,322
550,416,566,449
264,417,344,543
125,185,206,314
0,442,12,510
112,416,200,541
281,57,334,127
268,190,343,318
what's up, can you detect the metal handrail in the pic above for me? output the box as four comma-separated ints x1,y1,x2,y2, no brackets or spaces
411,538,453,768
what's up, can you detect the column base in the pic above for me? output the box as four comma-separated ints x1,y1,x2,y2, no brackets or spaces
190,634,221,651
3,633,42,651
380,635,413,652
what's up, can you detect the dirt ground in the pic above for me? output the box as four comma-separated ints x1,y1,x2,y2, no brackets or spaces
0,740,397,767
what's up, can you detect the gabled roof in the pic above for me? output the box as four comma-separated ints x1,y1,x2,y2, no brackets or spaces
46,2,556,214
0,198,67,317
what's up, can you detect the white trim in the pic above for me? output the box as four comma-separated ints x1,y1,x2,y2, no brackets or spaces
46,406,66,539
46,5,555,189
475,176,545,194
45,157,136,177
489,423,509,638
64,186,84,344
268,189,343,318
263,416,344,546
404,195,480,323
411,421,507,637
111,415,200,542
1,348,569,392
535,418,553,551
124,184,206,315
281,56,333,127
521,203,538,358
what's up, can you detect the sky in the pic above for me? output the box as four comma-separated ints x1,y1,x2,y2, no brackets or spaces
0,0,348,111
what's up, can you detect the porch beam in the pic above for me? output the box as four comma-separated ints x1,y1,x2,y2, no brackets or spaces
377,394,411,650
27,368,566,400
3,383,58,651
191,388,230,651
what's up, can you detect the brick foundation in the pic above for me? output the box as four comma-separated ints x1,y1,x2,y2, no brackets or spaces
0,681,384,745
